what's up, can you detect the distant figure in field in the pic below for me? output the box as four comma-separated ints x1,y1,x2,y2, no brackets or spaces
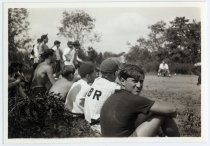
30,49,56,95
49,66,75,101
193,62,201,85
100,63,180,137
52,40,62,78
65,62,96,115
158,60,171,76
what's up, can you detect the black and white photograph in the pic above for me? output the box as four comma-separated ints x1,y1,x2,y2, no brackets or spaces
2,1,208,144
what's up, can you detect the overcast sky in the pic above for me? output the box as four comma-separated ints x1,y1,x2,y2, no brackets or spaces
27,7,201,53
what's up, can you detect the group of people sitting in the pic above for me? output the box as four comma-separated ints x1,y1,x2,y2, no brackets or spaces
9,34,180,137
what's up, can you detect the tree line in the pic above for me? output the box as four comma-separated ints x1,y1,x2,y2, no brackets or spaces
8,8,201,74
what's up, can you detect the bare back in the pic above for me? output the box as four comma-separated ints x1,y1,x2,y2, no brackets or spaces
49,78,74,101
31,62,55,89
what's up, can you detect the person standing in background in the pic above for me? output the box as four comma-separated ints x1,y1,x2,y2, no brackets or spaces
39,34,49,62
32,38,41,69
62,41,76,68
52,40,62,78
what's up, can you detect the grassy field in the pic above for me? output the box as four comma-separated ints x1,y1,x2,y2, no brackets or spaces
8,74,201,138
141,74,201,136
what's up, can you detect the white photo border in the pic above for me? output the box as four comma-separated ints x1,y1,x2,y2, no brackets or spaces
1,0,209,145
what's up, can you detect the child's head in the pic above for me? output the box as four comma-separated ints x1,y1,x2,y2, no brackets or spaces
100,58,120,82
78,62,96,83
118,63,145,95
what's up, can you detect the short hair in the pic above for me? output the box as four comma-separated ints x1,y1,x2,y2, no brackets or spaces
67,41,74,46
118,63,145,81
73,40,80,47
37,38,41,43
61,65,75,78
40,49,54,59
40,34,48,42
78,62,95,78
54,40,61,45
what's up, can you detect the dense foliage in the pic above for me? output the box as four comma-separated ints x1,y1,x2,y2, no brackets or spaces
8,93,96,138
126,17,201,74
57,10,101,45
8,8,32,63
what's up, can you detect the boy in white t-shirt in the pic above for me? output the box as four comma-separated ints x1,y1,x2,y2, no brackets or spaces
65,62,96,116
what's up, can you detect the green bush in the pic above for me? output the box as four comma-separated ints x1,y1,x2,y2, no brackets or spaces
8,92,96,138
142,61,160,73
170,63,194,74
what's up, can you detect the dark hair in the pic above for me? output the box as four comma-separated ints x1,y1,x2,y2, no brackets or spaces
40,49,54,59
73,40,80,47
54,40,61,45
67,41,74,46
37,38,41,43
78,62,95,78
118,63,145,81
40,34,48,42
61,65,75,78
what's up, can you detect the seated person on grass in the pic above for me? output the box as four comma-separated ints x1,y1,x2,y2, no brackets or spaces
158,60,171,76
65,62,96,116
8,63,27,99
100,63,180,137
84,58,121,134
49,65,75,101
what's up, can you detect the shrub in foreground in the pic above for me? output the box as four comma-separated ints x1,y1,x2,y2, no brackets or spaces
8,93,95,138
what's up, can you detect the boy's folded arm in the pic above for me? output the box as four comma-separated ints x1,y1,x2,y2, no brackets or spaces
150,101,177,117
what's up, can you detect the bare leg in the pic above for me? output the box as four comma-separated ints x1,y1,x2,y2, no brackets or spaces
130,115,163,137
161,117,180,137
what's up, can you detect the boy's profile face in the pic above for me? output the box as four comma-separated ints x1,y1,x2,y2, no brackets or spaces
123,74,144,95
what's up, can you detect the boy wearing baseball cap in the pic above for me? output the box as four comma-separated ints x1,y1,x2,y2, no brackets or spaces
100,63,180,137
65,62,96,116
84,58,121,134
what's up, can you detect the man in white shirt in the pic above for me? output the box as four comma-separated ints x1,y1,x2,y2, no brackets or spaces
65,62,96,115
84,58,121,133
62,41,76,67
32,38,41,69
158,60,170,76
